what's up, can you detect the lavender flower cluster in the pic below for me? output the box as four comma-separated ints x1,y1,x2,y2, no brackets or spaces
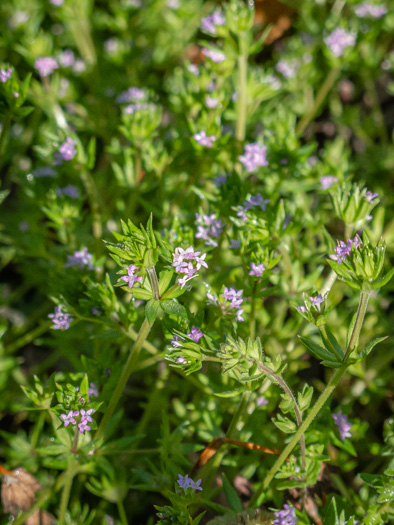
325,28,356,57
200,10,225,35
48,306,74,330
239,143,268,172
58,137,77,161
207,286,244,322
0,68,12,83
65,247,94,269
297,294,324,313
34,56,58,77
177,474,202,493
332,410,352,440
329,236,362,264
172,246,208,289
273,504,297,525
355,2,388,18
193,130,217,147
121,265,143,289
195,213,224,247
60,408,95,434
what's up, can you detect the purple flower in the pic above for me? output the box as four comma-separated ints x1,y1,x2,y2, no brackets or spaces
202,48,226,63
56,185,80,198
60,410,79,427
205,96,220,109
116,86,146,104
193,131,217,148
320,175,338,189
200,10,225,35
48,306,73,330
273,504,297,525
195,213,224,247
207,293,218,305
121,264,143,289
88,383,98,398
249,263,265,277
236,206,248,222
177,474,203,492
222,287,243,309
59,49,75,67
355,3,387,18
172,246,208,289
239,143,268,172
297,305,307,313
0,68,12,83
171,334,184,348
176,356,187,364
256,396,269,406
187,64,199,76
65,247,94,270
329,239,353,264
352,235,362,249
229,239,241,249
214,174,227,187
34,57,58,77
309,294,324,311
332,410,352,441
78,420,91,434
58,137,77,161
365,190,378,203
325,28,356,57
50,0,64,5
243,194,269,211
275,59,299,79
188,327,204,343
80,408,95,423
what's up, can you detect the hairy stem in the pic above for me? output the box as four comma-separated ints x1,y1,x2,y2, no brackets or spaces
252,361,306,475
146,266,161,300
236,54,248,142
249,289,371,506
95,317,154,441
58,455,77,525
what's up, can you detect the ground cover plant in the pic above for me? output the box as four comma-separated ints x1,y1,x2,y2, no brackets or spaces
0,0,394,523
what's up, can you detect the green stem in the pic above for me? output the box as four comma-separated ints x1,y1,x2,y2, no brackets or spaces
346,291,370,356
95,317,154,441
146,266,161,300
236,54,248,142
320,269,337,297
58,455,77,525
117,500,128,525
249,364,347,508
252,361,306,474
5,322,51,354
249,289,371,507
134,149,142,185
71,427,80,454
30,411,46,450
296,67,340,136
0,113,12,159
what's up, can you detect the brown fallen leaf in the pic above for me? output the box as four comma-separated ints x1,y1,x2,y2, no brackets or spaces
0,465,54,524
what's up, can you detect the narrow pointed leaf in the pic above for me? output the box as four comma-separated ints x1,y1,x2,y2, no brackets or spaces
145,299,160,323
359,336,388,359
160,299,188,319
298,336,334,361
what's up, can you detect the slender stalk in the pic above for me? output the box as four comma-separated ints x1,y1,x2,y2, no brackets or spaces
249,289,371,507
117,500,128,525
31,411,46,450
71,427,80,454
296,68,340,136
134,149,142,184
146,266,161,300
251,361,306,474
346,291,370,356
320,269,337,297
5,322,51,354
58,455,77,525
95,317,154,441
249,364,347,508
236,54,248,142
0,114,12,159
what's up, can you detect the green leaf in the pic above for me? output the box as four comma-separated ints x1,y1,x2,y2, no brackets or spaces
145,299,161,322
320,360,344,368
359,473,384,488
132,288,153,300
160,299,188,319
359,336,388,359
158,270,174,295
298,336,335,362
373,267,394,289
221,474,243,513
79,374,89,398
324,497,338,525
321,326,344,359
214,387,249,398
272,414,297,433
